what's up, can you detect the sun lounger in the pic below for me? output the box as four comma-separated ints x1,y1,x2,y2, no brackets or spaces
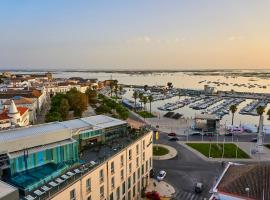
34,189,45,196
67,171,75,176
74,168,81,173
49,181,58,187
41,185,51,192
61,174,70,179
24,195,36,200
55,178,64,184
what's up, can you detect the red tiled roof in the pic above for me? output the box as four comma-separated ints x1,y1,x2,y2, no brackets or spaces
17,107,28,116
0,110,10,120
0,107,28,120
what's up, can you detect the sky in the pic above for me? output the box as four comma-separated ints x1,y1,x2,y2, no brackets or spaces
1,0,270,70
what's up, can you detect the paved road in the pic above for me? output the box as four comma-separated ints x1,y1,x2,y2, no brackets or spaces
153,132,223,199
179,133,270,143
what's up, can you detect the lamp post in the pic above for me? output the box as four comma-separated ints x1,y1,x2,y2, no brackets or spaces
245,187,250,198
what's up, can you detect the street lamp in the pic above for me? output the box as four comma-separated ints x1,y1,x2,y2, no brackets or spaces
245,187,250,198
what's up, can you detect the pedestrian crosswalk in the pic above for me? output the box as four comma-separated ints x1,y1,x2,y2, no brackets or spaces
173,191,206,200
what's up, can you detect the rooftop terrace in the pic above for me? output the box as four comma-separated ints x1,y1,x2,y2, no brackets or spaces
18,125,152,200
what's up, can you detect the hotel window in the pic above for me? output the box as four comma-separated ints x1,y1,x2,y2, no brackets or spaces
136,144,139,155
116,187,120,200
133,172,136,184
111,177,115,189
128,191,131,200
143,152,145,161
143,140,145,149
133,185,136,197
128,149,132,160
146,161,149,171
122,181,125,195
121,155,124,167
136,157,139,167
86,178,91,192
121,169,124,180
110,193,113,200
99,169,104,183
70,189,76,200
87,196,91,200
128,176,131,189
149,157,152,168
142,164,144,175
111,162,115,174
129,163,132,174
100,185,104,198
137,168,140,179
137,181,140,193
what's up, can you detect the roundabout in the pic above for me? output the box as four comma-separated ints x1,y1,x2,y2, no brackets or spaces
153,144,178,160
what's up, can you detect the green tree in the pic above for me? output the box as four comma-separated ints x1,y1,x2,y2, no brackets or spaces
109,82,114,97
45,112,62,122
257,106,265,132
59,98,70,120
229,104,237,125
142,96,148,111
133,91,138,111
139,93,144,109
148,95,153,114
85,87,97,104
67,89,88,117
114,84,119,98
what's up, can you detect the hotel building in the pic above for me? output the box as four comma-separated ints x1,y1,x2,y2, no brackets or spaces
0,115,153,200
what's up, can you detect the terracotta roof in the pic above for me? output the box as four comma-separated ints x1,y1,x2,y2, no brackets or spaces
218,163,270,199
0,89,42,99
0,107,28,120
17,107,28,116
0,110,10,120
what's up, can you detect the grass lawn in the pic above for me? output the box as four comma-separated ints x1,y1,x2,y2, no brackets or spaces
137,111,156,118
153,146,169,156
186,143,250,158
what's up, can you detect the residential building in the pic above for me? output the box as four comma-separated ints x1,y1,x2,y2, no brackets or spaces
211,162,270,200
2,96,38,123
0,115,153,200
0,100,29,129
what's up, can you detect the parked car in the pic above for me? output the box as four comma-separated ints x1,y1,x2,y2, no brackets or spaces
250,138,257,142
194,182,203,193
168,132,176,137
146,191,161,200
169,137,179,141
191,132,201,136
225,132,233,136
157,170,166,181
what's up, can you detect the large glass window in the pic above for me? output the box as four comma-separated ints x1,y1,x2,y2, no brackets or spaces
70,189,76,200
86,178,91,192
100,169,104,183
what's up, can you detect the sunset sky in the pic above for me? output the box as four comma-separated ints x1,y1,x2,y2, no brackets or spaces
1,0,270,70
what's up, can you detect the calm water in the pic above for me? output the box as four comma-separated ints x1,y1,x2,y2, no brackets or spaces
15,71,270,126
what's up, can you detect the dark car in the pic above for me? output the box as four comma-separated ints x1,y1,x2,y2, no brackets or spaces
225,133,233,136
194,182,203,193
168,132,176,137
169,137,179,141
250,138,257,142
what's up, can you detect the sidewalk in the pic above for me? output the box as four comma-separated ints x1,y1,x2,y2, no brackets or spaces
153,144,177,160
146,179,175,198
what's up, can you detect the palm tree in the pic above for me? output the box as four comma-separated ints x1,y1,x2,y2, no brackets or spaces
256,105,265,132
114,84,119,99
148,95,153,114
133,91,138,111
267,109,270,120
109,82,114,97
142,96,148,111
229,104,237,125
139,93,144,109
